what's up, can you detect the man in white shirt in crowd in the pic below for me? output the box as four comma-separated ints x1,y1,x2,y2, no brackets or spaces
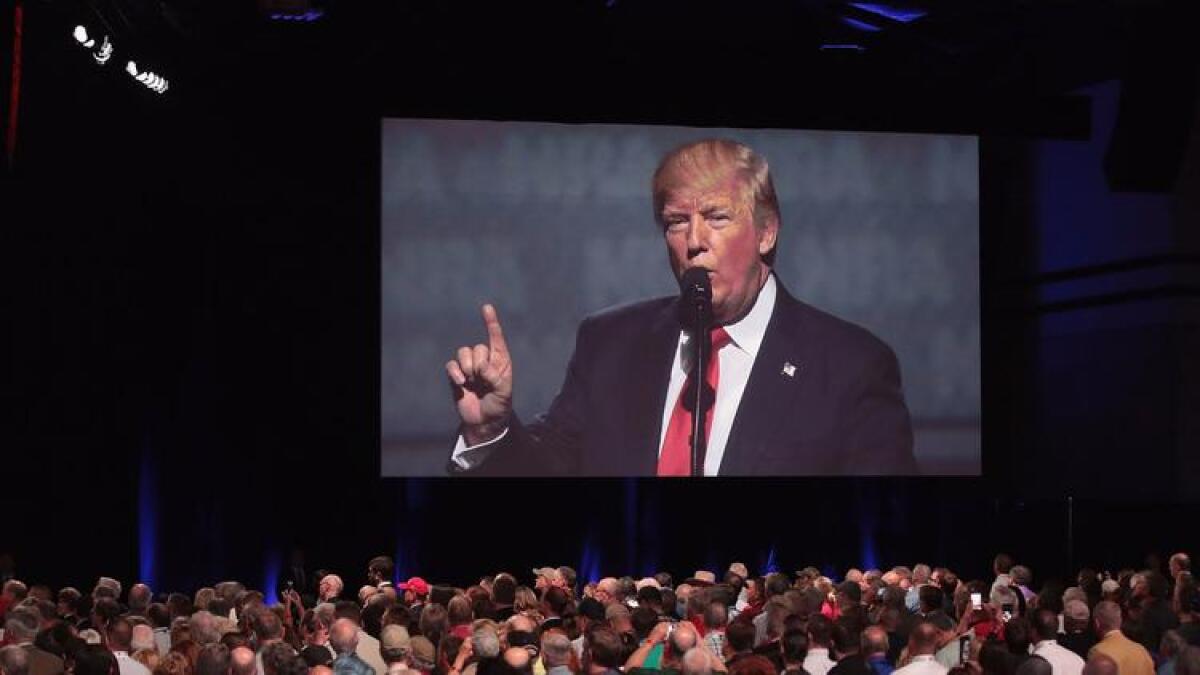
894,624,949,675
108,619,151,675
804,615,837,675
1031,609,1085,675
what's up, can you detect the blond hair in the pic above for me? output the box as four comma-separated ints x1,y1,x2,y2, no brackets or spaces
652,139,781,233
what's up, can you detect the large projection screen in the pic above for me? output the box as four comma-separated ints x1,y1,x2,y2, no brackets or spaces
381,119,980,477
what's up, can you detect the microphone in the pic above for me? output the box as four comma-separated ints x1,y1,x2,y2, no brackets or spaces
677,267,713,329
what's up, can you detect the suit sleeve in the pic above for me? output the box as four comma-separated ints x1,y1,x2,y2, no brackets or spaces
446,317,594,477
843,342,918,475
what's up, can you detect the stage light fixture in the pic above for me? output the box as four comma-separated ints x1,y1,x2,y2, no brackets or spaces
94,36,113,64
126,61,169,94
73,25,95,48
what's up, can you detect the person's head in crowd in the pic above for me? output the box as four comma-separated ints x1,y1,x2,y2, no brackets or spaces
630,607,658,642
1029,609,1059,645
4,606,39,646
170,639,200,669
0,645,30,675
155,651,192,675
1170,554,1192,580
908,622,940,657
680,647,712,675
329,619,360,655
1010,567,1033,591
382,626,413,664
837,581,863,612
513,588,540,617
76,644,119,675
193,589,215,612
318,576,344,603
300,643,333,669
127,584,152,615
635,586,662,615
991,584,1019,617
1082,653,1118,675
363,596,392,638
540,632,572,673
781,629,808,667
592,579,619,608
229,647,256,675
261,641,296,675
359,586,380,607
447,595,474,627
334,601,363,625
993,555,1015,579
473,624,502,659
249,605,284,648
301,609,330,646
219,631,249,652
653,573,673,592
542,587,570,620
979,639,1015,675
92,597,122,632
132,648,160,672
367,557,395,588
727,655,776,675
166,594,193,621
832,621,862,659
1015,655,1051,675
190,611,222,647
808,614,834,650
493,575,518,608
56,586,82,618
861,626,889,661
311,666,334,675
559,568,579,595
1092,601,1122,636
194,644,229,675
131,624,156,652
144,603,170,630
918,585,944,615
663,622,698,666
726,618,756,657
1003,617,1032,656
502,647,532,675
911,565,932,587
585,624,624,667
408,636,436,672
704,602,728,633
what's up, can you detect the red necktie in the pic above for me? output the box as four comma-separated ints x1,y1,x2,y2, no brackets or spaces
657,327,732,476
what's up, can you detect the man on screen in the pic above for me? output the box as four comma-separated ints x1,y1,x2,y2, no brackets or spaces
444,139,916,476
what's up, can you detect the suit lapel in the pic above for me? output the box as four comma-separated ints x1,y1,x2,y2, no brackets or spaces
623,301,680,475
719,286,809,475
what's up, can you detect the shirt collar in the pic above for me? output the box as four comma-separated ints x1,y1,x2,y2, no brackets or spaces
1035,640,1057,648
682,273,776,358
911,655,936,662
723,272,775,358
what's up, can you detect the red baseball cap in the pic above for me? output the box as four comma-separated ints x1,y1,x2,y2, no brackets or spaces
398,576,429,596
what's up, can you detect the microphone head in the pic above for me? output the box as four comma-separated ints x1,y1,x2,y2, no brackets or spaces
677,267,713,328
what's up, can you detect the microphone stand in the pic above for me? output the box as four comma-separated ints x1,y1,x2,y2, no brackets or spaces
688,303,709,478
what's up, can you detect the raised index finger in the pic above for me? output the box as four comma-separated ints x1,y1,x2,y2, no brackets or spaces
481,303,508,354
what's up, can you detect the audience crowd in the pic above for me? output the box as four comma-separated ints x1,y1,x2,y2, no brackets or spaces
3,552,1199,675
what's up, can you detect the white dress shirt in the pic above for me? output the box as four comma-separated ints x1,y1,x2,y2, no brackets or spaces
804,648,837,675
657,273,775,475
114,651,152,675
1032,640,1085,675
894,655,950,675
452,275,776,475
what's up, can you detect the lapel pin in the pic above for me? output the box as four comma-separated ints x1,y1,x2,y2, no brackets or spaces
782,362,797,377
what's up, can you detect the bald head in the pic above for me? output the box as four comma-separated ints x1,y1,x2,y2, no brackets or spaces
503,647,531,670
231,647,257,675
1084,654,1119,675
670,623,699,656
1093,601,1122,634
330,619,360,655
311,667,333,675
507,615,537,634
862,627,889,657
908,623,940,656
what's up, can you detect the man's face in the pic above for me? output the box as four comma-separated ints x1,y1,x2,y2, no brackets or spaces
660,175,777,325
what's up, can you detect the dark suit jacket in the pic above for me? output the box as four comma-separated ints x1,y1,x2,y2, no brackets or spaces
457,277,916,476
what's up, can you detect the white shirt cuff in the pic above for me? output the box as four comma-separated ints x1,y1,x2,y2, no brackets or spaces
450,427,509,470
